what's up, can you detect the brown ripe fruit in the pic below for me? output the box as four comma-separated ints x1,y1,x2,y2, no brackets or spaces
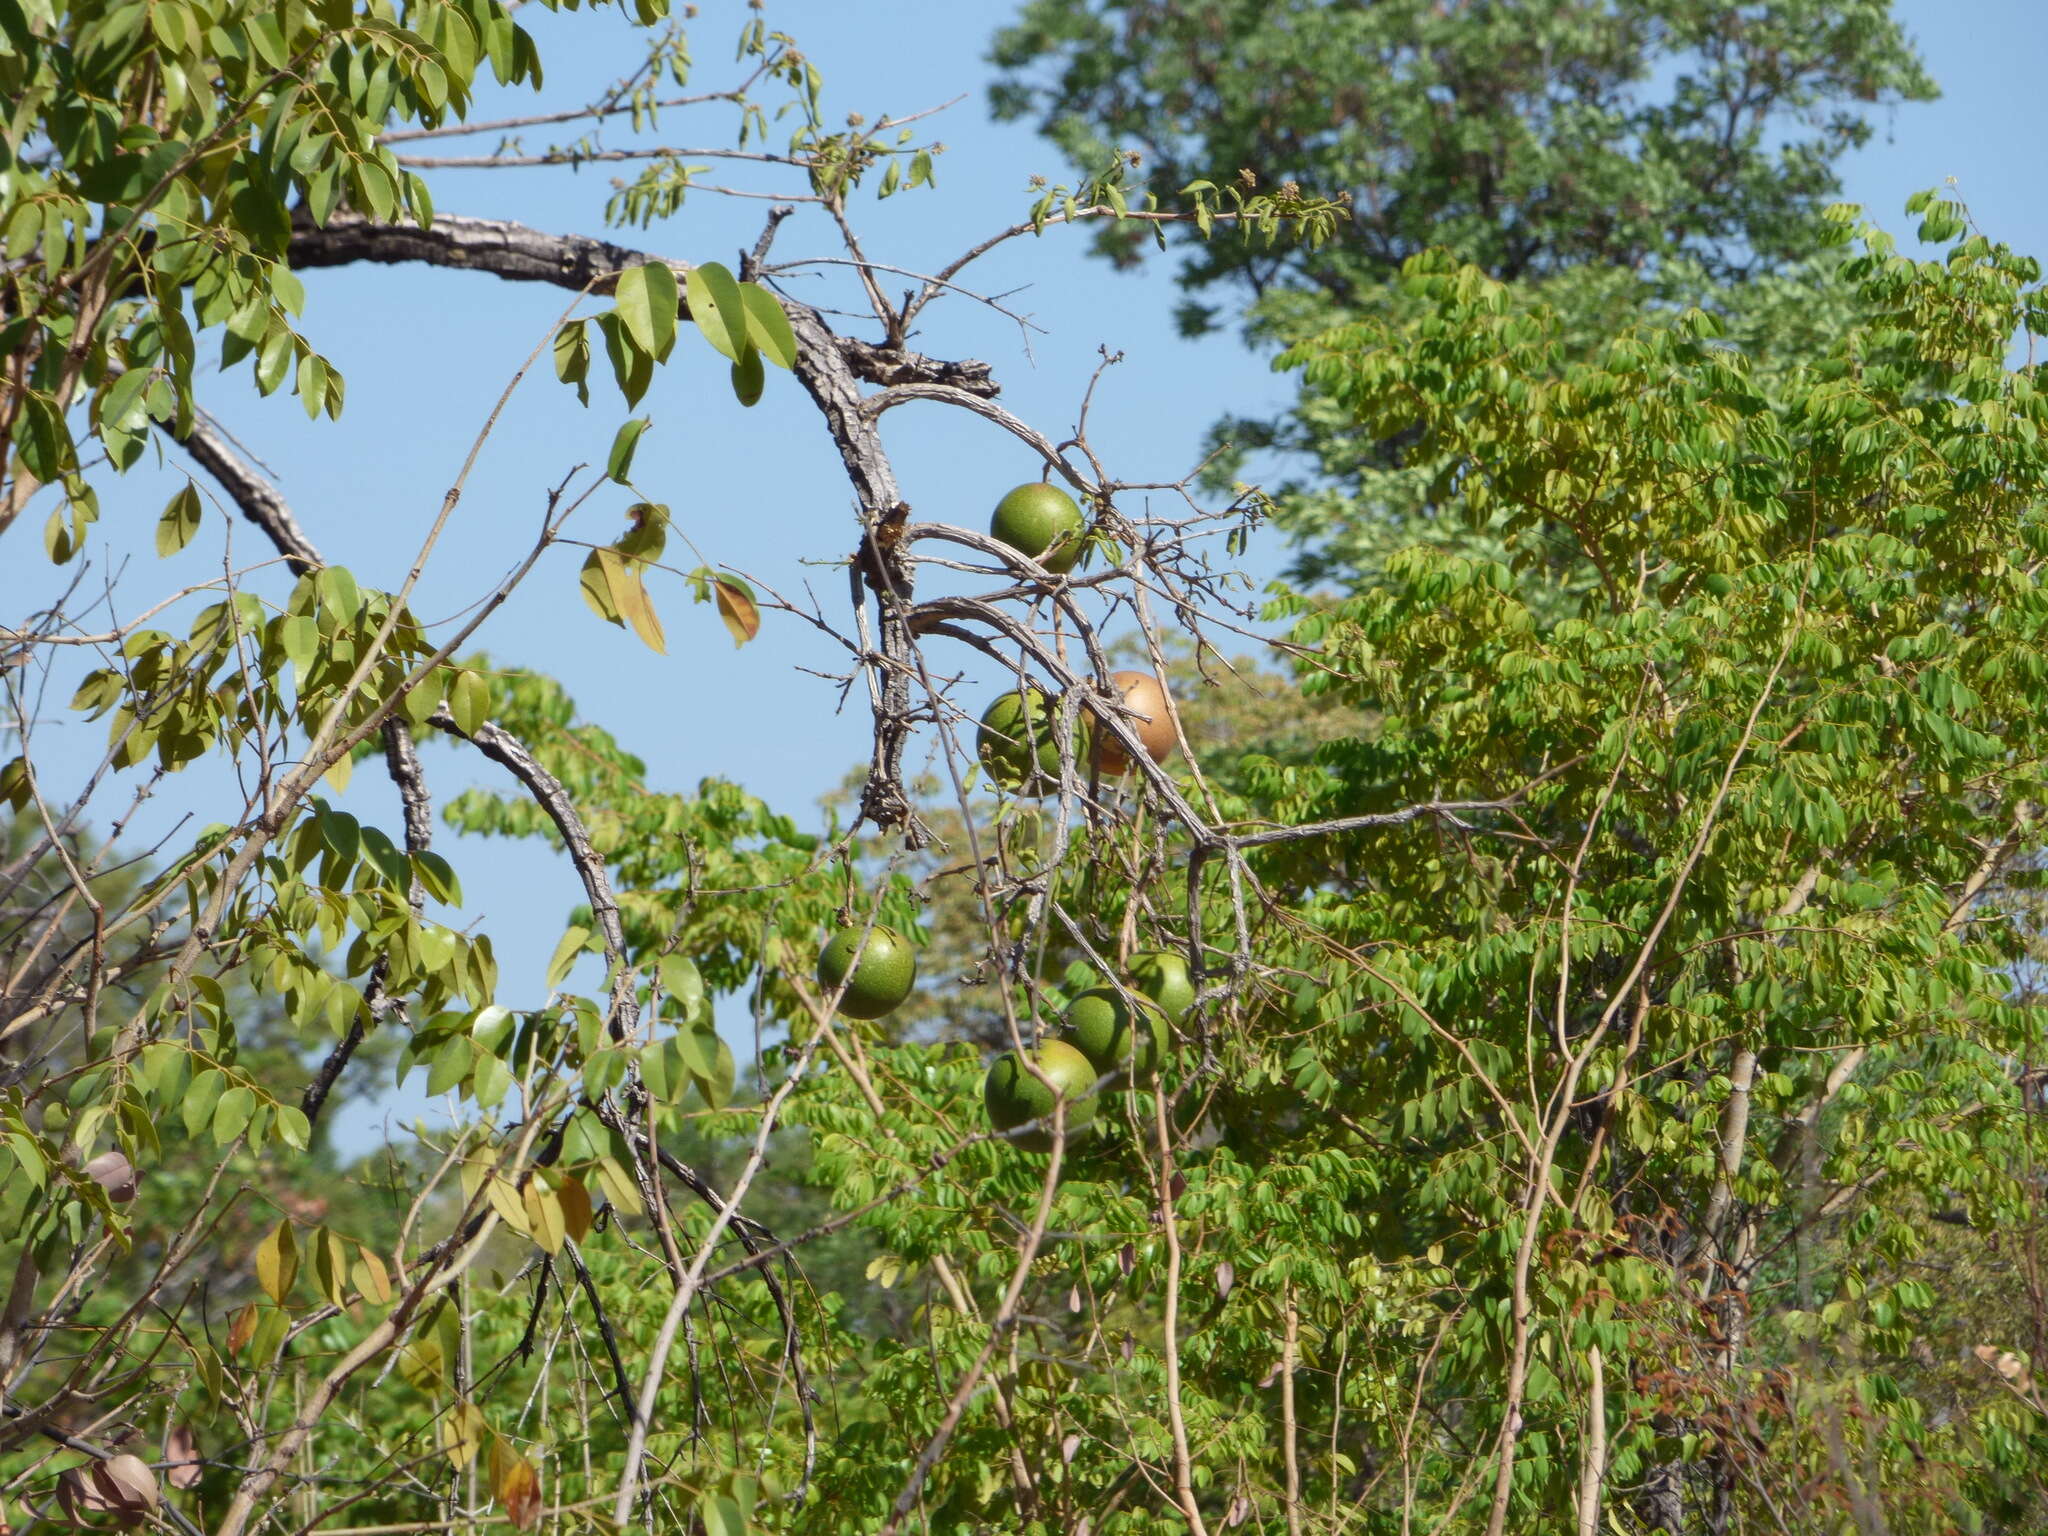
1090,671,1176,776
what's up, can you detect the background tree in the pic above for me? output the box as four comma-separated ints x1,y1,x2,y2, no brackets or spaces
989,0,1938,586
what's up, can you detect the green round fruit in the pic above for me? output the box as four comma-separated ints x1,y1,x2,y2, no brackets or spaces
1061,986,1170,1078
816,923,917,1020
977,686,1065,793
1129,950,1196,1021
990,482,1086,574
983,1039,1100,1152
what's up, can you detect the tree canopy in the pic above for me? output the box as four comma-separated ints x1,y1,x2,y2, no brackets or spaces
991,0,1935,311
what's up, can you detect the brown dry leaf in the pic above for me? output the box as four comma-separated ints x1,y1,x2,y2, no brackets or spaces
164,1424,202,1490
84,1150,137,1203
225,1304,259,1356
69,1454,159,1527
1976,1343,2031,1382
556,1177,593,1245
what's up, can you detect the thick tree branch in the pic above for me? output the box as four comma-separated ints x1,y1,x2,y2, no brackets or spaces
427,707,639,1041
173,417,322,575
288,211,987,835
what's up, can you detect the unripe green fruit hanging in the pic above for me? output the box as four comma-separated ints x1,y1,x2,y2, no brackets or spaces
976,686,1066,793
1128,950,1196,1021
989,482,1086,574
983,1039,1100,1152
816,923,917,1020
1060,986,1170,1078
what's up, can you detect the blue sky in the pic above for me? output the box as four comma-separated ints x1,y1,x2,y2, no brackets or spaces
4,0,2040,1151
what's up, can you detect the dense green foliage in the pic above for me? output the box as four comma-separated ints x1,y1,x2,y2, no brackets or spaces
990,0,1933,308
4,2,2047,1535
990,0,1942,593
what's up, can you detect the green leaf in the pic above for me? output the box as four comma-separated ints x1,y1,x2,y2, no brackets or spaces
684,261,749,363
729,343,763,408
545,926,590,990
739,282,796,369
414,850,462,906
98,365,151,433
359,825,409,886
427,1036,471,1096
641,1038,678,1103
687,1024,735,1109
613,261,678,362
471,1050,511,1109
553,317,591,406
448,669,489,736
699,1493,746,1536
316,566,361,622
182,1069,224,1138
275,1105,311,1151
256,324,292,395
596,312,653,407
659,954,704,1020
298,351,328,420
155,483,202,557
212,1084,256,1144
607,416,651,485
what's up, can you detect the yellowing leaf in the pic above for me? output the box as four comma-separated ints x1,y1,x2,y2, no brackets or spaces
494,1446,543,1531
399,1332,445,1392
226,1303,259,1355
255,1220,298,1305
311,1226,351,1309
713,577,759,648
353,1246,393,1306
593,1154,643,1218
523,1181,565,1255
597,547,665,654
440,1400,487,1470
486,1174,528,1235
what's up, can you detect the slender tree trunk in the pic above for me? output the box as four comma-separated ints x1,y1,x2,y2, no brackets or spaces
1575,1345,1605,1536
